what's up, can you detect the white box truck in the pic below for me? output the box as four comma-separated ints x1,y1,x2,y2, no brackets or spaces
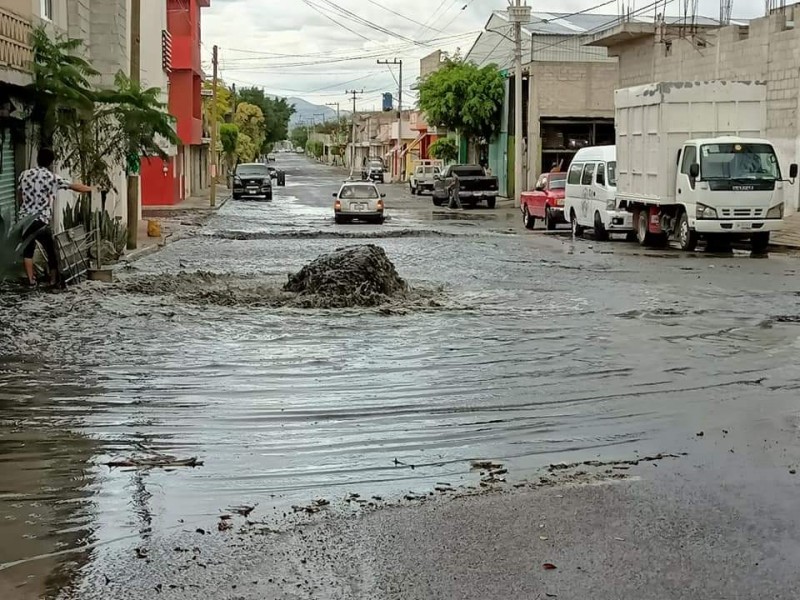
615,81,797,252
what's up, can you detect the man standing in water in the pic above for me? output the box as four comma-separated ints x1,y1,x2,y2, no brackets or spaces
18,148,92,287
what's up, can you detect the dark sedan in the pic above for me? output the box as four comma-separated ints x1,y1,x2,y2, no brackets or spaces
232,163,273,200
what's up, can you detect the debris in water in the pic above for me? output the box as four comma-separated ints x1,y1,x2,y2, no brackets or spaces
229,504,256,517
283,244,408,308
103,455,203,469
470,460,503,471
543,563,557,570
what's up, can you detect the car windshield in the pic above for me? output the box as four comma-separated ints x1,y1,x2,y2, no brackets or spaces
236,165,269,176
452,166,484,177
340,185,379,199
368,161,383,169
607,161,617,186
700,143,780,180
549,176,566,190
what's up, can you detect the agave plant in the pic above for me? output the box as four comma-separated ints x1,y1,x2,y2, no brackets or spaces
63,196,128,261
0,213,37,282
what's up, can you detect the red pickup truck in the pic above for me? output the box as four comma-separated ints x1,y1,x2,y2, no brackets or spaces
520,172,567,230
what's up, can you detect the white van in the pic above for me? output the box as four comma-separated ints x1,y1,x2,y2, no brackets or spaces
564,146,633,240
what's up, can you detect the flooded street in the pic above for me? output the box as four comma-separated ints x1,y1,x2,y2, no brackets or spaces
3,155,800,599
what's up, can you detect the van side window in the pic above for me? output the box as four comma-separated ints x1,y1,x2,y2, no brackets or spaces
680,146,697,175
596,163,606,186
581,163,596,186
567,162,583,185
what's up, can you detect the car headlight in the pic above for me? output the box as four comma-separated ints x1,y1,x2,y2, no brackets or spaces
606,198,616,210
766,203,784,219
233,176,242,185
696,203,717,219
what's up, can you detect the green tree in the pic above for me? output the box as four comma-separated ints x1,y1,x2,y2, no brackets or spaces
234,103,265,154
290,127,309,150
429,138,459,164
219,123,239,170
237,87,295,153
236,132,257,163
203,79,232,125
417,58,505,144
26,27,98,149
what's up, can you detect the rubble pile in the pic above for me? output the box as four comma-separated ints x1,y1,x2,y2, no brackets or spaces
284,244,408,308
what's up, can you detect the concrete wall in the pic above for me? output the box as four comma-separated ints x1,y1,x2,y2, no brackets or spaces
532,61,618,118
608,9,800,210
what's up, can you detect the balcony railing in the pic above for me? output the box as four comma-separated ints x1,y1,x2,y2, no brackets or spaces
0,7,31,74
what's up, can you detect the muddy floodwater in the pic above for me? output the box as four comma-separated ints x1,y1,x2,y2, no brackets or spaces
2,155,800,598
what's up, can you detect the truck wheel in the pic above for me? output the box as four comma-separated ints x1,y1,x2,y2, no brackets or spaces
678,212,698,251
545,207,557,231
487,197,496,209
570,210,584,237
636,210,651,246
593,212,609,241
522,206,535,230
751,232,770,254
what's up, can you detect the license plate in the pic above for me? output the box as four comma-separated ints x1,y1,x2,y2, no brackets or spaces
734,222,752,230
350,203,366,211
248,188,257,194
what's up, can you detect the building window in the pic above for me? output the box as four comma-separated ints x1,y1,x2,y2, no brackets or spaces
40,0,53,20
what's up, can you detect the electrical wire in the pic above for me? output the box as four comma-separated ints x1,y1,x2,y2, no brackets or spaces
362,0,446,33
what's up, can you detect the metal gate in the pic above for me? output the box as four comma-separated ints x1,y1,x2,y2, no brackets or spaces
0,128,15,223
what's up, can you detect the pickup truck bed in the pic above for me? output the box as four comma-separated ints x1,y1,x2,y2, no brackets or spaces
432,165,499,208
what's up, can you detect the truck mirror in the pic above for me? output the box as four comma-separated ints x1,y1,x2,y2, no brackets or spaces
689,163,700,179
790,163,798,180
332,192,337,197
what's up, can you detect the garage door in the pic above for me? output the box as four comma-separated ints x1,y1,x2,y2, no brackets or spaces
0,128,15,223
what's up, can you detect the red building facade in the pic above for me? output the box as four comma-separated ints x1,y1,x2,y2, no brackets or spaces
142,0,210,206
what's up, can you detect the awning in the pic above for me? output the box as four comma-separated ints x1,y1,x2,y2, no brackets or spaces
400,131,430,158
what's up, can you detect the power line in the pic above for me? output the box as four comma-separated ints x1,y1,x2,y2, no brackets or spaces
302,0,373,41
363,0,446,33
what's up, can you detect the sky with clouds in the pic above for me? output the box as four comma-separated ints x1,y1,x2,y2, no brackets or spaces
201,0,765,112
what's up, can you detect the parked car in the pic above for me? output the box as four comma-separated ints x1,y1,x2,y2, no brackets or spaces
333,181,385,224
361,158,386,183
564,146,633,240
431,164,499,208
520,172,567,230
409,164,441,195
232,163,273,201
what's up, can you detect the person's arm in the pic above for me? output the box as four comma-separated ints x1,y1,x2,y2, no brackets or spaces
69,182,92,194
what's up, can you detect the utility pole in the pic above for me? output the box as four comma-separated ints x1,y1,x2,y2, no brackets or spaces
126,0,141,249
231,82,237,116
346,89,363,179
377,58,403,182
509,1,531,208
326,102,341,165
210,45,219,207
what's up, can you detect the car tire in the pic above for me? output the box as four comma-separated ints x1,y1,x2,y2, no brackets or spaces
374,216,385,225
265,193,273,201
570,210,585,237
233,193,241,200
594,212,609,241
335,215,349,225
522,206,535,230
751,232,770,254
545,207,557,231
433,197,444,207
677,211,698,251
487,197,497,209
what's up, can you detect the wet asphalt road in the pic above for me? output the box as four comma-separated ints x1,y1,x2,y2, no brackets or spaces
2,154,800,599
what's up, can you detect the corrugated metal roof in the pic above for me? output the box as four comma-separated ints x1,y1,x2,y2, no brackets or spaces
491,10,745,36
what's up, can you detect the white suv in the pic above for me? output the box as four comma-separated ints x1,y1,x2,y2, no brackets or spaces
333,181,386,224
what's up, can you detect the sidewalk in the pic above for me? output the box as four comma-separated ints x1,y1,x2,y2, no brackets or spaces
124,184,230,263
771,211,800,249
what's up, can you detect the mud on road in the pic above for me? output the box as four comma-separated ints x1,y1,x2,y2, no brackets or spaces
3,155,800,599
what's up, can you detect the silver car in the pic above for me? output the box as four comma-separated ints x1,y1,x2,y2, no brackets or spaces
333,181,385,224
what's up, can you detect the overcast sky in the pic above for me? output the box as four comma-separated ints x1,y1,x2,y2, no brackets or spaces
201,0,765,112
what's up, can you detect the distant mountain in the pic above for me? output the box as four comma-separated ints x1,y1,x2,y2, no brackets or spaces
284,97,345,127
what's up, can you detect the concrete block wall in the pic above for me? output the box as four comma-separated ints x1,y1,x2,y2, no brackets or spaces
533,61,617,118
611,8,800,211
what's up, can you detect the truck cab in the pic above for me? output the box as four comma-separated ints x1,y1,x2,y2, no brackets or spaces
666,137,793,252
